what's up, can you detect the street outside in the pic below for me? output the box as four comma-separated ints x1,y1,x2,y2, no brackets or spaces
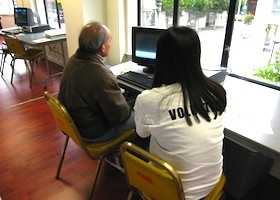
197,21,273,81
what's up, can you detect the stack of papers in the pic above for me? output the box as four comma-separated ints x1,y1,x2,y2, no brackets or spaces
44,28,66,38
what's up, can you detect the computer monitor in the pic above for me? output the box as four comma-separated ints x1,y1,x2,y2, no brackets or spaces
132,26,165,73
14,7,35,27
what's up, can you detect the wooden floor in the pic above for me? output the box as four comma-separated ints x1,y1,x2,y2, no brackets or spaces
1,36,280,200
0,47,128,199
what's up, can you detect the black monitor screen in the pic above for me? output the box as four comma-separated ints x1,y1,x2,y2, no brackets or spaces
14,7,35,27
132,26,165,73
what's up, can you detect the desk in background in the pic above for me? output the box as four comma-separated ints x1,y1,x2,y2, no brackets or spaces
1,30,66,88
17,32,66,88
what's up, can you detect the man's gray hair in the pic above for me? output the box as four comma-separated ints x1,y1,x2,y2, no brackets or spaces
78,21,108,54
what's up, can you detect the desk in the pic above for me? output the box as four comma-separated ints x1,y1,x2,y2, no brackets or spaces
111,62,280,198
221,76,280,198
110,61,280,160
111,61,226,93
17,32,66,88
1,30,67,88
110,61,151,93
223,76,280,161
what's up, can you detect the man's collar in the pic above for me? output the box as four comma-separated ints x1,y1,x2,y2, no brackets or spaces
76,49,104,62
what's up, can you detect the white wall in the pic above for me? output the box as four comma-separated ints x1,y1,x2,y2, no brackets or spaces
106,0,126,65
0,15,15,28
63,0,127,65
16,0,31,8
64,0,107,58
63,0,88,58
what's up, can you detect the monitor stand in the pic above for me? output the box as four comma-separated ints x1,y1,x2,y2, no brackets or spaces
143,66,154,74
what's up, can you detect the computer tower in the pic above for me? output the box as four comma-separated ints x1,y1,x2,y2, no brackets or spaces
223,137,274,199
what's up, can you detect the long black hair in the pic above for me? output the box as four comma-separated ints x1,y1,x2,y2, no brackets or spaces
153,26,226,125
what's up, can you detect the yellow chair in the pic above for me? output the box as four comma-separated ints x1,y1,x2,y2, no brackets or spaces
120,141,226,200
120,141,185,200
3,33,45,87
44,91,135,199
204,173,226,200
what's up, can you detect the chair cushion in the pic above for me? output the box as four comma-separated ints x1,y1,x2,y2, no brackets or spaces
85,129,135,155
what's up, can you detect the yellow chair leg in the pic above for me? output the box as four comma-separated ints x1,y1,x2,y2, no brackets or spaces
88,158,104,200
10,59,15,84
56,136,69,179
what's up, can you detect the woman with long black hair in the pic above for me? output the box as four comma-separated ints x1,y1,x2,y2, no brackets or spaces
134,26,227,199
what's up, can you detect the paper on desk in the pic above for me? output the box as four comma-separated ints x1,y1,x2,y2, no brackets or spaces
33,38,51,43
224,108,274,136
109,65,131,76
17,33,25,36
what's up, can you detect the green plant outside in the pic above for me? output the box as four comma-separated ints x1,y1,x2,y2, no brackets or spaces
244,13,254,24
162,0,229,13
254,51,280,83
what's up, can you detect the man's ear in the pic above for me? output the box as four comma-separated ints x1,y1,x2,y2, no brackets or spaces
99,43,105,55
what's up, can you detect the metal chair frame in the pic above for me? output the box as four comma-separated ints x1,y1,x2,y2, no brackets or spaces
3,33,45,87
0,43,13,76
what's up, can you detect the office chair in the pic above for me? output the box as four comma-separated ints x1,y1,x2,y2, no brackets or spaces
3,33,45,87
44,91,135,200
120,141,226,200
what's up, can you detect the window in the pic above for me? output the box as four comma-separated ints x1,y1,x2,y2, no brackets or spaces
272,0,280,15
138,0,280,90
139,0,228,71
44,0,65,29
228,0,280,89
178,0,228,71
34,0,65,29
140,0,175,28
0,0,15,15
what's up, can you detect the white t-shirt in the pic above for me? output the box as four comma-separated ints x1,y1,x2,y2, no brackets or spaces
134,83,224,200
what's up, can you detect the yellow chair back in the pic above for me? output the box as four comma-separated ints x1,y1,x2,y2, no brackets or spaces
121,141,185,200
44,91,84,148
44,91,135,155
3,34,26,57
204,173,226,200
121,141,226,200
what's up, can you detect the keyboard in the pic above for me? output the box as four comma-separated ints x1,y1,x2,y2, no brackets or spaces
117,71,153,89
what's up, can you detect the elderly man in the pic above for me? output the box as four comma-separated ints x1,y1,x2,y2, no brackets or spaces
58,21,134,143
